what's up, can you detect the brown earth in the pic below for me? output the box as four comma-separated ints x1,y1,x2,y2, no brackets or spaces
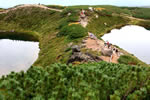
84,36,120,63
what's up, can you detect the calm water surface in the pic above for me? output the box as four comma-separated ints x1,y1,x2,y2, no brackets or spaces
102,25,150,64
0,39,40,77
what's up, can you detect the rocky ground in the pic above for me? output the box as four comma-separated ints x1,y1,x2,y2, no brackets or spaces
83,36,121,63
68,10,122,64
68,35,122,64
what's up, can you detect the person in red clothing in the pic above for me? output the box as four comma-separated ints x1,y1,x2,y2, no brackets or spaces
80,9,86,18
106,40,109,48
81,10,84,15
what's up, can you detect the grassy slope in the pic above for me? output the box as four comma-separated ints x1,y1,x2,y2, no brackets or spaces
87,15,129,37
0,7,68,67
1,5,150,99
121,7,150,20
0,5,150,67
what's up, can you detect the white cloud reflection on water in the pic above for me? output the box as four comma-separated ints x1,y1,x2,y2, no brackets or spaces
0,39,40,77
102,25,150,64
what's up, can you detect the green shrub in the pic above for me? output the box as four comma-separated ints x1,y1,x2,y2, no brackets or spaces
68,24,87,39
58,24,87,39
58,15,79,30
58,7,79,30
58,19,69,29
1,62,150,99
96,10,113,16
67,16,79,22
61,7,79,17
118,55,138,65
0,92,4,100
57,25,70,36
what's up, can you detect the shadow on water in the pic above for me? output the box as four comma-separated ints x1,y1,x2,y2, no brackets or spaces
0,30,39,42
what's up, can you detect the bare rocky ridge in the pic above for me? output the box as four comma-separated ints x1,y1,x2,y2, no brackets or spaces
82,34,122,63
0,4,62,14
67,45,102,64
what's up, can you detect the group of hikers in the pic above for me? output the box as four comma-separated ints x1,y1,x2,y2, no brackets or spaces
88,32,97,40
88,32,120,61
104,41,112,49
80,9,86,18
104,40,120,57
80,9,120,63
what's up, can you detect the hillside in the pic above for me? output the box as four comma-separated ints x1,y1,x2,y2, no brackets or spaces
0,4,150,66
0,4,150,99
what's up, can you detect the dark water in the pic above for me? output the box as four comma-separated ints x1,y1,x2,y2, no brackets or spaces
102,25,150,64
0,39,40,77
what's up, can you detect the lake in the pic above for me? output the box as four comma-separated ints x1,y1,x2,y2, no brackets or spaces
102,25,150,64
0,39,40,77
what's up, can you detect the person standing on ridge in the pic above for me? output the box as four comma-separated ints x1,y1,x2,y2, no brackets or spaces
106,41,109,48
80,9,86,19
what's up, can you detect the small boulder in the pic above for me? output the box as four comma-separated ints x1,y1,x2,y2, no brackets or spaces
72,45,80,52
81,44,86,48
68,46,102,64
82,40,86,43
101,49,113,57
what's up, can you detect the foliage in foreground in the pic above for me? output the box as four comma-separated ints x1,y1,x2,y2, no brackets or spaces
0,62,150,100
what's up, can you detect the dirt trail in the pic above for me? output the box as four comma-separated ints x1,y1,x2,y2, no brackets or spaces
79,10,88,27
84,36,120,63
85,37,104,51
80,17,88,27
126,16,147,21
0,4,62,14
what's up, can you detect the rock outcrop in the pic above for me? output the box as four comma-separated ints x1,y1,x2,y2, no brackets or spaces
67,45,102,64
101,48,113,57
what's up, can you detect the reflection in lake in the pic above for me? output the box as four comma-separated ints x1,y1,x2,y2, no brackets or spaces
102,25,150,64
0,39,40,77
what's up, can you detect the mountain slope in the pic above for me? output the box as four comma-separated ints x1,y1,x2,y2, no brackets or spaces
0,4,150,99
0,5,150,66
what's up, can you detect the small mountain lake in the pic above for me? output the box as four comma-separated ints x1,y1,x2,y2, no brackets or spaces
0,39,40,77
102,25,150,64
